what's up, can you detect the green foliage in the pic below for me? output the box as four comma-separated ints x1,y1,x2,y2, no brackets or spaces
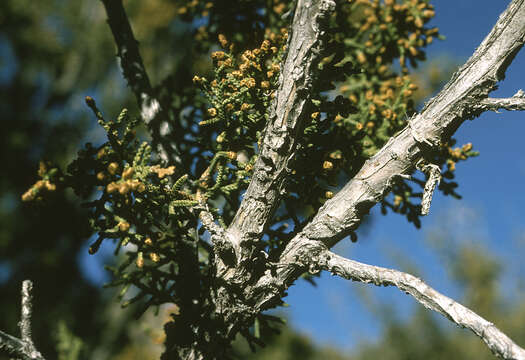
0,0,138,357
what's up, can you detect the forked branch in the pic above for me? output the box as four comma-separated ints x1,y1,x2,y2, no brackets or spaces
250,2,525,358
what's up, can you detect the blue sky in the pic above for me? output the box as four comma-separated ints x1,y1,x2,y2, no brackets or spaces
284,0,525,351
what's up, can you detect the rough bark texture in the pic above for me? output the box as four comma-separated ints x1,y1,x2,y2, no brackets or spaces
479,90,525,111
154,0,525,358
0,281,44,360
204,2,339,355
15,1,521,359
285,0,525,250
227,0,337,252
320,249,525,360
244,0,525,358
247,0,525,300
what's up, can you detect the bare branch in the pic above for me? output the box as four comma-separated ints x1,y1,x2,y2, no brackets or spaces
318,249,525,360
251,0,525,341
0,280,45,360
255,235,525,359
19,280,34,343
100,0,156,121
420,163,442,216
479,89,525,111
227,0,336,250
285,0,525,248
100,0,175,164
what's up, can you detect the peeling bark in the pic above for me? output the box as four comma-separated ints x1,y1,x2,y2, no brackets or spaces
244,1,525,358
95,0,525,359
227,0,337,252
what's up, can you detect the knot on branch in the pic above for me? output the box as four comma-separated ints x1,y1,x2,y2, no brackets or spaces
318,0,336,18
408,116,440,148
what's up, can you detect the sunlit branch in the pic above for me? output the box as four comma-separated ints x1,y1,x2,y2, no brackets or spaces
284,0,525,249
0,280,45,360
479,90,525,111
250,0,525,346
227,0,336,253
319,250,525,360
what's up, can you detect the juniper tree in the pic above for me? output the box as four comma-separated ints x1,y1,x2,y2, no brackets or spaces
2,0,525,359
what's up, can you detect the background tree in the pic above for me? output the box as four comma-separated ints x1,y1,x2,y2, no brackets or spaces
1,0,525,359
0,1,203,358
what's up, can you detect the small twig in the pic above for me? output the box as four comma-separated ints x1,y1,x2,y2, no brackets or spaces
318,250,525,360
0,280,45,360
419,163,442,216
20,280,34,343
479,89,525,112
197,206,225,241
197,207,236,266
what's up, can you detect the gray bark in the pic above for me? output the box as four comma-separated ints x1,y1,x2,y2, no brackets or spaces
227,0,337,254
479,90,525,111
0,281,45,360
197,0,525,358
234,0,525,359
24,0,523,359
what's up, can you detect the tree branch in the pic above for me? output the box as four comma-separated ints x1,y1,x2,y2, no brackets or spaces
100,0,156,121
255,235,525,359
100,0,176,164
284,0,525,249
250,0,525,342
0,280,45,360
318,249,525,360
197,207,236,267
20,280,34,344
479,89,525,111
227,0,336,251
420,163,442,216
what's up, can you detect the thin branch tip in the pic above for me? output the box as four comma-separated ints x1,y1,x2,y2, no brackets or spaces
320,251,525,360
0,280,45,360
420,163,441,216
